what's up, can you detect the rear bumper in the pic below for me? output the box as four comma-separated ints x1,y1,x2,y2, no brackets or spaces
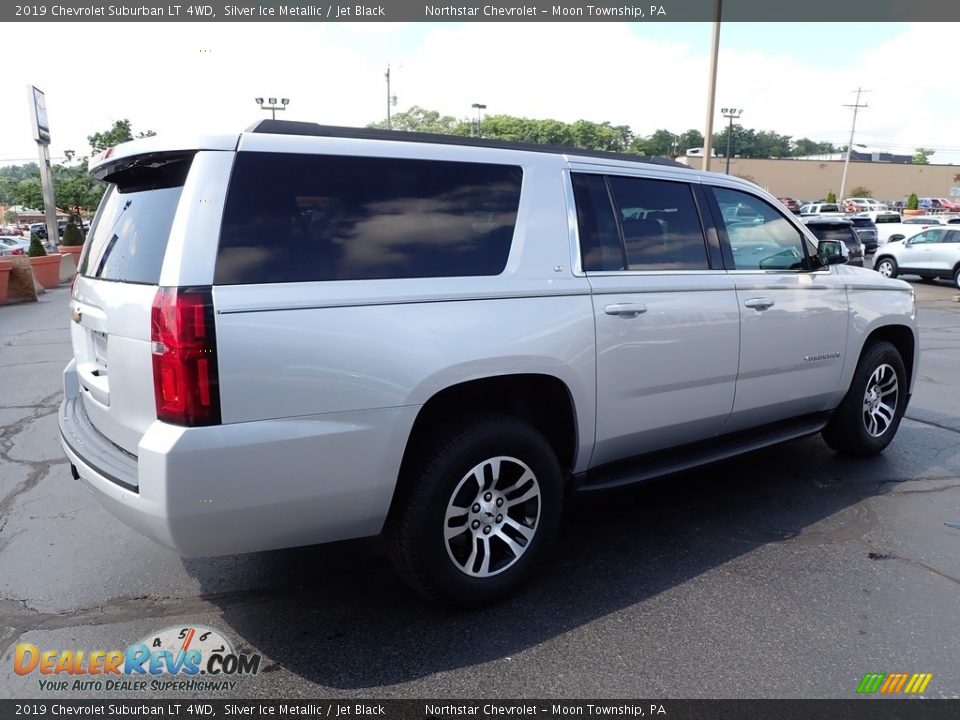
59,360,417,557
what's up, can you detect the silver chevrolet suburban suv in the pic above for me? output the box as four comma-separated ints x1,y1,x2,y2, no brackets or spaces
60,121,918,607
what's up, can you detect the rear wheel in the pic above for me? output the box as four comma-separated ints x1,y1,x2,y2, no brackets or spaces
386,414,563,608
822,341,907,457
954,267,960,290
875,257,898,279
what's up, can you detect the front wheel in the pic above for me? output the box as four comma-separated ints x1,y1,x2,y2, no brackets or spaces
875,257,898,279
822,341,907,457
954,266,960,290
385,415,563,608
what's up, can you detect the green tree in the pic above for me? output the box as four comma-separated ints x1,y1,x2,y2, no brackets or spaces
849,186,872,198
88,119,157,154
3,209,16,224
61,220,83,246
367,106,467,135
678,129,704,154
906,193,919,210
826,191,837,203
28,233,47,257
911,148,935,165
791,138,836,156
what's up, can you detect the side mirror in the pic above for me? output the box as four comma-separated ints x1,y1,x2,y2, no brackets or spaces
816,239,848,266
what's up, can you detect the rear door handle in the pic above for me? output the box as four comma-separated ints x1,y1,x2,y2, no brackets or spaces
744,297,775,311
604,303,647,318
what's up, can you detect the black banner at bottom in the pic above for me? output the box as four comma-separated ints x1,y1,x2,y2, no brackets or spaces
1,700,959,720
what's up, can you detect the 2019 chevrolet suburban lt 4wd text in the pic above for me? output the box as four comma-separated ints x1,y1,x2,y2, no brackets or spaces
60,121,919,607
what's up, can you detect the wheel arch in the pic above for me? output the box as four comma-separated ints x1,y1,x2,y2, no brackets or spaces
858,324,917,394
388,374,579,515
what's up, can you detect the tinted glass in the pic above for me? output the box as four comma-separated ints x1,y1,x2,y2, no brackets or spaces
944,230,960,243
572,173,624,271
215,153,522,284
808,226,858,246
607,177,709,270
79,185,183,285
712,187,809,270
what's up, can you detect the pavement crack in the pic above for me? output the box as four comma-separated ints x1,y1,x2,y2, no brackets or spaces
0,589,290,658
904,414,960,435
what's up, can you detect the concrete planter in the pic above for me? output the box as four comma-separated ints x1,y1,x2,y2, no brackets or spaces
60,245,84,267
902,209,923,217
29,254,64,289
0,258,12,305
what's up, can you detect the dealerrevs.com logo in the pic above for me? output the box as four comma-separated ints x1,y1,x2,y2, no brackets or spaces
14,625,262,693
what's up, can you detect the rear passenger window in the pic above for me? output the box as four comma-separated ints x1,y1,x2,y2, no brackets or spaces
571,174,624,271
215,153,522,284
608,177,710,270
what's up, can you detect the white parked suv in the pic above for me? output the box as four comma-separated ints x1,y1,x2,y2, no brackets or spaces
60,121,919,606
873,226,960,288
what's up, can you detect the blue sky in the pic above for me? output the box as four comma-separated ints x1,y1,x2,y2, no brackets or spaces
2,22,958,165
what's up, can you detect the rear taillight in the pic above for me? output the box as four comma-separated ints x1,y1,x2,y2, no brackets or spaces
151,286,221,427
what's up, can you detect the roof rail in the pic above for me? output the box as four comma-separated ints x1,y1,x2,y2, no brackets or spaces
247,119,689,168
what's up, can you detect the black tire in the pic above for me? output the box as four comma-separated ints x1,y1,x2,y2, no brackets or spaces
874,256,898,279
385,414,563,608
822,341,907,457
954,266,960,290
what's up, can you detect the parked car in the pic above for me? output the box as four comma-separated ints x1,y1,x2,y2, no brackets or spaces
848,215,879,255
802,217,864,266
874,226,960,288
937,198,960,212
777,197,801,214
60,121,919,607
843,198,887,212
800,202,843,215
918,198,943,211
0,236,30,255
871,213,960,245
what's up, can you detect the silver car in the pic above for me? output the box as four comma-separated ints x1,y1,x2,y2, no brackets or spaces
60,122,919,606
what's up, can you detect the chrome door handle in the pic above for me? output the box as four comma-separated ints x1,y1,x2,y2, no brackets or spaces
744,297,775,311
604,303,647,318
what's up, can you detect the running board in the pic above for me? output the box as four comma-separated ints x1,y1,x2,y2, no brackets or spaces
575,413,830,492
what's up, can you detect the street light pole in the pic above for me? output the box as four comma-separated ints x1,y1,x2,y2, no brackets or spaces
386,65,392,130
255,97,289,120
471,103,487,138
721,107,742,175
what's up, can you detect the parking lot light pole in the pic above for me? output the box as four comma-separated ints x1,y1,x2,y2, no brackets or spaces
721,108,742,175
839,88,869,207
701,0,722,171
471,103,486,138
255,97,289,120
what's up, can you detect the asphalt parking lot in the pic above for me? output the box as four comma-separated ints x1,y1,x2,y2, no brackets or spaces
1,276,958,700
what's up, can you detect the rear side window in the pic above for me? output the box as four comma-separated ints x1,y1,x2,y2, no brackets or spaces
808,226,858,245
80,155,192,284
571,172,709,272
215,153,522,284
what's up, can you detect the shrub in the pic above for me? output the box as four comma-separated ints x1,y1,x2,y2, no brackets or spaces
849,186,872,198
62,221,83,247
906,193,919,210
28,233,47,257
826,191,837,203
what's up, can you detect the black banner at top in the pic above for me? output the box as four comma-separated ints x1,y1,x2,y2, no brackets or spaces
4,0,960,22
1,700,960,720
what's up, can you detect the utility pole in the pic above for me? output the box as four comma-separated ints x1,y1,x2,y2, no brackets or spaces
701,0,722,171
839,88,870,206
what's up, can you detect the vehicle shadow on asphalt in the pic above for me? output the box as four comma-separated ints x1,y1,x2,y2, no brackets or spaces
182,431,916,691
